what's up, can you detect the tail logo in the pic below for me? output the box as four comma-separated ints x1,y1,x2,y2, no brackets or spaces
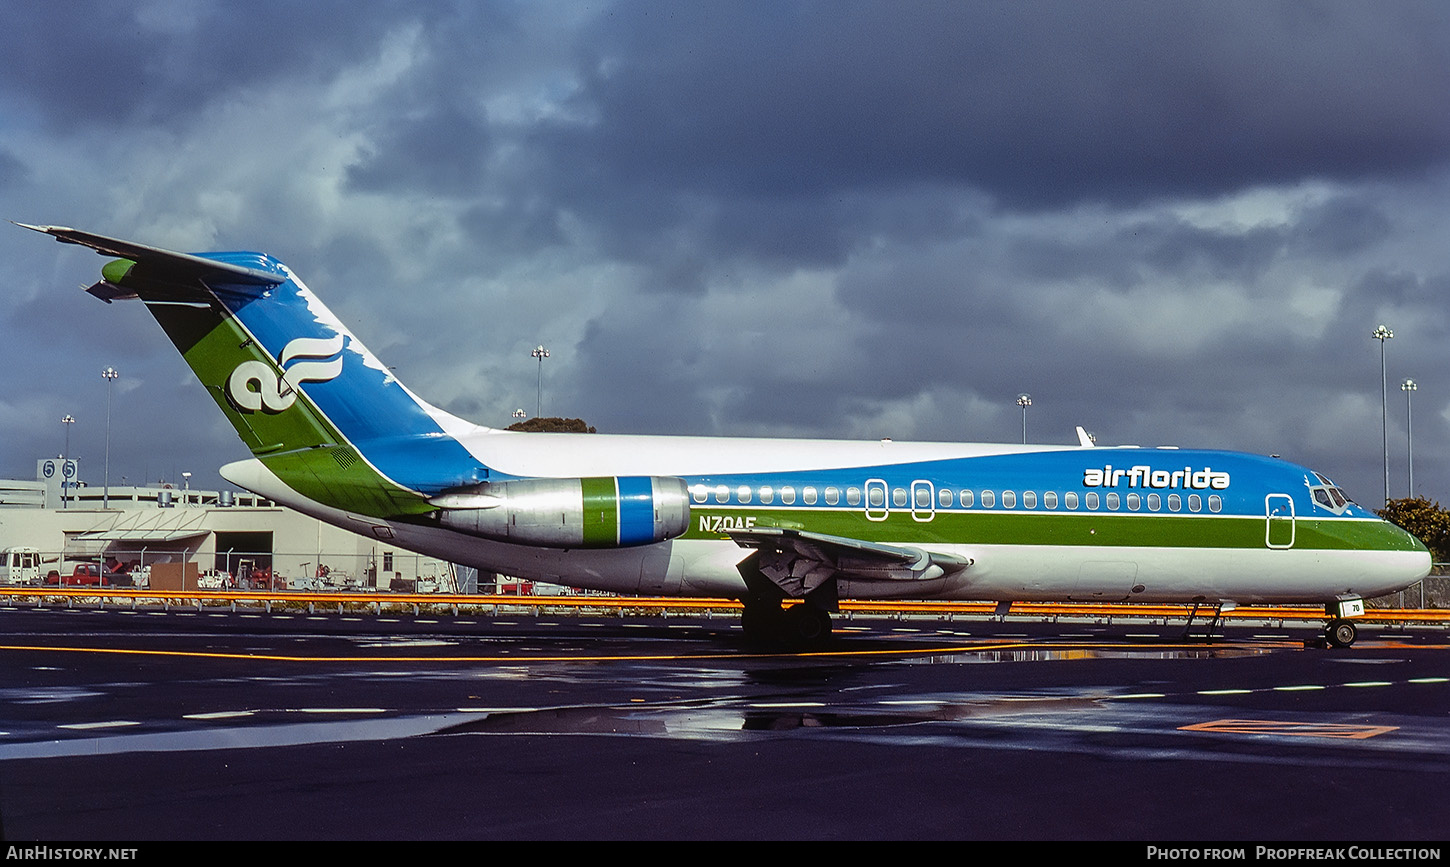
226,334,344,413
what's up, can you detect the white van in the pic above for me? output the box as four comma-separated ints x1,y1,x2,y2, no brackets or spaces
1,547,42,585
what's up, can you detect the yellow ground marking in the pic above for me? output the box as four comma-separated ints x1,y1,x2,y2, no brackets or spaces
1180,719,1399,739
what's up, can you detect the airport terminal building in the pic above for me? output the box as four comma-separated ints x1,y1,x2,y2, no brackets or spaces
0,458,469,592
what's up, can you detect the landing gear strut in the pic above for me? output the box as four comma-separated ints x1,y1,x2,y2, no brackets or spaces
736,553,837,647
1181,599,1233,640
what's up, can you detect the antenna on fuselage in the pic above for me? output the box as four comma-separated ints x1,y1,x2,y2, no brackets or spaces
1076,426,1096,448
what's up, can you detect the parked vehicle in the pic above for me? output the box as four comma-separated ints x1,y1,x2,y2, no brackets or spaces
197,570,233,589
1,547,42,585
45,563,132,587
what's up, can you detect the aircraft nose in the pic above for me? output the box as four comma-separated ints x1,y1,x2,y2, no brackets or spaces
1368,518,1432,592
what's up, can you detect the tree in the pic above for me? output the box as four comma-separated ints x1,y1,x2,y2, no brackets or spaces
1377,498,1450,564
505,417,597,433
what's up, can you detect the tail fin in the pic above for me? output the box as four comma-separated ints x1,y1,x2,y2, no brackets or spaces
21,224,485,518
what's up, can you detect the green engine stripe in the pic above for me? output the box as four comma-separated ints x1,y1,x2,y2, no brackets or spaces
581,477,619,546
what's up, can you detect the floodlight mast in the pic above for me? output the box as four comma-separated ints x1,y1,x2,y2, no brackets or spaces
1373,325,1393,505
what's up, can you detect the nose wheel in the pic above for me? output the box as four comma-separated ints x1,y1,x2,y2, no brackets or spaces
1325,619,1358,648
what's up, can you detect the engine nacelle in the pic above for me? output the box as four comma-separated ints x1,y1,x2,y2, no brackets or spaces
431,476,690,548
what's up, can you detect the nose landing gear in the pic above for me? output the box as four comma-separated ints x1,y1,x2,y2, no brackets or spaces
1324,618,1358,648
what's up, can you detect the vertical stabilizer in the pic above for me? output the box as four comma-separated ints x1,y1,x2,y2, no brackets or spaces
22,225,483,517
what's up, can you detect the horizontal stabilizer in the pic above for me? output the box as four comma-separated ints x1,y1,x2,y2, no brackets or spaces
15,223,287,288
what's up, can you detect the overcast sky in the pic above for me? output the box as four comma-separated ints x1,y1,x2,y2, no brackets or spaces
5,0,1450,504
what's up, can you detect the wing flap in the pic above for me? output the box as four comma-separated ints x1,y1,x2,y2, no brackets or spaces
728,526,971,597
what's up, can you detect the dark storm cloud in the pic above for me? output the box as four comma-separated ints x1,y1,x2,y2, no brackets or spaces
533,0,1450,217
0,2,430,133
346,103,495,196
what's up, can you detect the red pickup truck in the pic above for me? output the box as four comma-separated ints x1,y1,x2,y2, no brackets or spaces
44,564,132,586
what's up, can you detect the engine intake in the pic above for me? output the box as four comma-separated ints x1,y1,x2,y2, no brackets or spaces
431,476,690,548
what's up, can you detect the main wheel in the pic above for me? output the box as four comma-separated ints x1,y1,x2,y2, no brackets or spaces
783,604,832,645
1325,619,1358,648
741,600,783,641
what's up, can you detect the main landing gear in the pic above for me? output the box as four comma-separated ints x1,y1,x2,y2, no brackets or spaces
740,596,834,647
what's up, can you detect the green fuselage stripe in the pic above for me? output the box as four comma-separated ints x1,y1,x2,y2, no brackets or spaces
685,507,1420,552
581,477,619,546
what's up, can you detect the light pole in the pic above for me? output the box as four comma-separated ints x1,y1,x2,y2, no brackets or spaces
1373,325,1393,504
102,367,117,509
182,471,191,507
531,345,549,418
1401,378,1417,499
1016,394,1031,444
61,414,75,509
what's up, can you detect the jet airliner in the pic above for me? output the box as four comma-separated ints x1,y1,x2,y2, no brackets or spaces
21,224,1430,646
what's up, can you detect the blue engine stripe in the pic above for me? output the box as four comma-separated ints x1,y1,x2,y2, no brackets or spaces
617,476,656,546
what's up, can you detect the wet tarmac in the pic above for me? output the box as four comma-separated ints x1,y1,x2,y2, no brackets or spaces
0,606,1446,840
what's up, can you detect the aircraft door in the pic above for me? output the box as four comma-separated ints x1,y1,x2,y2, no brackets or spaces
1265,494,1295,549
910,480,935,522
865,479,889,522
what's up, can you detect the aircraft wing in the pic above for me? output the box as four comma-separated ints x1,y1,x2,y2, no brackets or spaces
727,526,972,596
15,223,286,300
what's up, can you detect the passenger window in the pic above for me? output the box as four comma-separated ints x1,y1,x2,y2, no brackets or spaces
846,487,861,506
1208,495,1222,513
1002,490,1016,508
1188,494,1202,513
869,487,886,507
781,486,796,505
1126,493,1140,511
1168,493,1181,512
804,486,818,505
1023,491,1037,509
939,489,953,508
916,487,932,508
960,490,974,507
737,485,752,504
1043,491,1057,509
691,484,708,504
1105,492,1119,510
825,486,840,505
1085,492,1099,509
715,485,729,504
981,490,996,508
759,486,773,505
1147,493,1161,511
1065,491,1078,509
892,488,907,507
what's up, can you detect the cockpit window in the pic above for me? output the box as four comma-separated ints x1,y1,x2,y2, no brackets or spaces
1307,475,1354,515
